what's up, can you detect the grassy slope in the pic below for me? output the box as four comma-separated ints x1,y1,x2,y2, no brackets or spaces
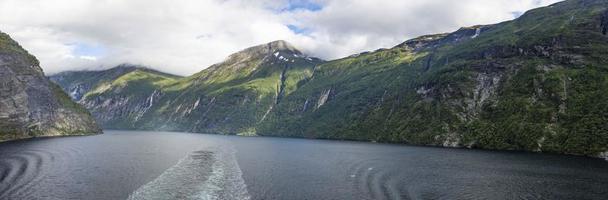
138,48,322,134
85,69,179,98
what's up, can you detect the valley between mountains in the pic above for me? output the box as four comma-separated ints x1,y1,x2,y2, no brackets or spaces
1,0,605,159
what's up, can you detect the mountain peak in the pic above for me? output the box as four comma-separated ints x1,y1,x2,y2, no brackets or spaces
220,40,307,66
237,40,303,57
115,63,146,69
266,40,300,53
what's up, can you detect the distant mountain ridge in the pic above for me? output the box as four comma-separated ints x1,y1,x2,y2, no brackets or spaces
50,64,181,101
51,0,608,159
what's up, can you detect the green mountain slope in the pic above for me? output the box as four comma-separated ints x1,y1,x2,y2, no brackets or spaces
51,40,324,134
0,31,101,141
138,40,324,134
51,0,608,158
258,0,608,158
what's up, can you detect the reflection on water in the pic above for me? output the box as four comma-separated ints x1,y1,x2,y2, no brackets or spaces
0,130,607,200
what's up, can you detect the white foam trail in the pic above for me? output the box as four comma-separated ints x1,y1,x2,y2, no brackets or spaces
128,145,250,200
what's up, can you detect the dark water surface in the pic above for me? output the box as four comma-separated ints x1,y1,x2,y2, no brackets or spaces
0,130,607,200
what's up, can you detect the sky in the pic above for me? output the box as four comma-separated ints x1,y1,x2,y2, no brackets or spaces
0,0,562,76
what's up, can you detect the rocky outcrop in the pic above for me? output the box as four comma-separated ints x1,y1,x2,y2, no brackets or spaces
316,89,331,109
0,31,101,141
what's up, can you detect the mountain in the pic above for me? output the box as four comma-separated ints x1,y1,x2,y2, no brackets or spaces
141,40,324,134
51,0,608,159
50,64,181,101
0,31,101,141
259,0,608,158
49,64,183,128
50,40,324,134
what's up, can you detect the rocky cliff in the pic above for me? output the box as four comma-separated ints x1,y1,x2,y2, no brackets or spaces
0,31,101,141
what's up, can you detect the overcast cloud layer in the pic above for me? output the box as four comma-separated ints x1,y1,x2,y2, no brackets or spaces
0,0,562,76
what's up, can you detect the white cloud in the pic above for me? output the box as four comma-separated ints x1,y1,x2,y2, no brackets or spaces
0,0,562,76
79,56,97,61
287,0,563,59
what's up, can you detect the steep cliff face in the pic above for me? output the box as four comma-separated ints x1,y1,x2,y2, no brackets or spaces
0,31,101,141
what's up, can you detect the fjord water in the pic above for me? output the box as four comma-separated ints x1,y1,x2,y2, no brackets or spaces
0,131,607,200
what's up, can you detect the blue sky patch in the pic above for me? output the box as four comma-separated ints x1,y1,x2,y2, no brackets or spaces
282,0,322,12
287,24,310,35
72,42,106,57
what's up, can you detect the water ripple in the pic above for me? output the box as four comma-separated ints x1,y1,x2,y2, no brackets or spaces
0,145,84,199
0,150,50,199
